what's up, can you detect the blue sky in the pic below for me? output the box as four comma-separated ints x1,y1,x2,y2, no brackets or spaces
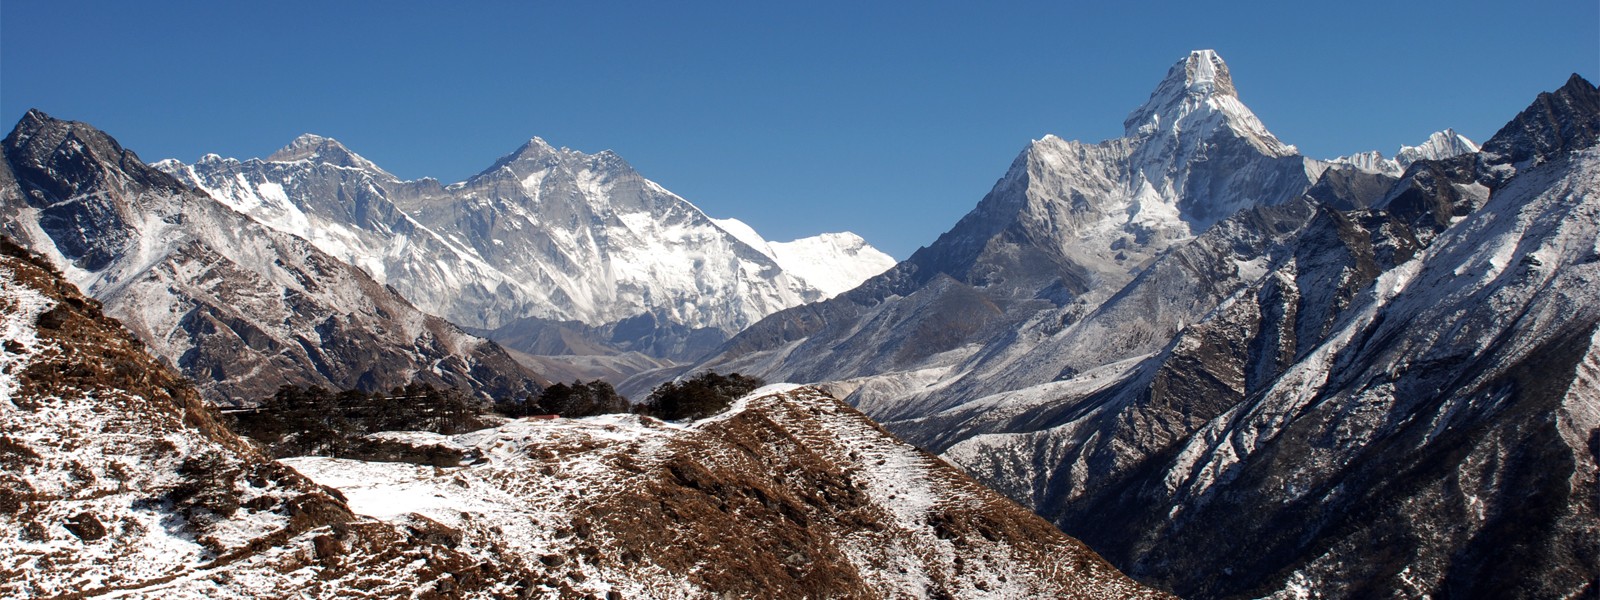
3,1,1595,258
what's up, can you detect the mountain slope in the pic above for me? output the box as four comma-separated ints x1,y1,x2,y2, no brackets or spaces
1068,143,1598,599
0,249,1166,597
0,110,542,405
909,76,1600,598
686,51,1598,597
680,49,1319,412
0,238,497,597
161,136,895,363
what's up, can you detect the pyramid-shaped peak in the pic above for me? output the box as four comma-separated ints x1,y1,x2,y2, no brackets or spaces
1122,49,1291,157
514,136,558,156
1396,128,1479,166
270,133,345,157
470,136,639,183
1179,50,1236,97
1124,50,1242,135
267,133,392,177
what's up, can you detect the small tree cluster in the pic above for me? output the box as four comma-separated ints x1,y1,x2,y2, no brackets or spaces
637,371,765,421
230,383,490,457
498,379,630,418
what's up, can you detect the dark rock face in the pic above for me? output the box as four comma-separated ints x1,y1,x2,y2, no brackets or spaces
1479,74,1600,168
0,110,543,405
1304,164,1399,211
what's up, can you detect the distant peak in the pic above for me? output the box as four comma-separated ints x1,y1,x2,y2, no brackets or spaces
515,136,557,156
267,133,392,177
1396,128,1478,168
473,135,638,183
270,133,348,159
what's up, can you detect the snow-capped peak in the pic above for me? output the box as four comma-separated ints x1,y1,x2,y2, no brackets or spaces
510,136,559,159
1124,50,1236,130
711,217,897,299
267,133,392,177
471,136,633,185
1326,129,1480,175
1178,49,1234,97
1123,49,1294,158
1396,128,1479,168
769,232,896,298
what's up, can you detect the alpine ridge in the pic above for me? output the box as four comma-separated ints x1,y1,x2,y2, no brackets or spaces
1327,128,1481,176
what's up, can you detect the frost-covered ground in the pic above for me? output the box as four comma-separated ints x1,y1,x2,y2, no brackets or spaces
0,244,340,598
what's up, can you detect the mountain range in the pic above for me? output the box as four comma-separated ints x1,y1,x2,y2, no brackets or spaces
156,137,893,365
0,111,543,405
682,52,1600,597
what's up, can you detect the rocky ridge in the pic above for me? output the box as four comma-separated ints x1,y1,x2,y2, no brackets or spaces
284,386,1167,599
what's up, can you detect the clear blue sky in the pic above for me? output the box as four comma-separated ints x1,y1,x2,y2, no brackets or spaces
3,1,1595,258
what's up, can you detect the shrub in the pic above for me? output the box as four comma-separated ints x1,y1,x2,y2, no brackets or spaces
537,380,630,418
230,383,491,457
638,372,764,421
496,380,630,418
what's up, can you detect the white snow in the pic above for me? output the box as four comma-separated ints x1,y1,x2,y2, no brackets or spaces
1325,129,1480,175
0,265,53,401
768,232,897,298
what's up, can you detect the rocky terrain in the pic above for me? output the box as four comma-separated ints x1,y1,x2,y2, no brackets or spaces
285,386,1166,598
0,237,494,598
0,240,1162,597
0,111,544,405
